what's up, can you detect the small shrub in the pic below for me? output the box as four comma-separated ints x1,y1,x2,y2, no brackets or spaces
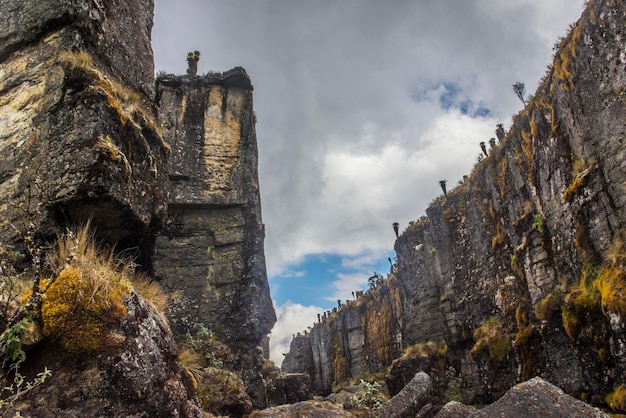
532,214,545,234
349,379,386,415
443,366,473,404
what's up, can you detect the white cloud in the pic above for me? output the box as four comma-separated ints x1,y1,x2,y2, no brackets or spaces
152,0,587,365
270,301,323,366
264,110,496,277
325,272,370,304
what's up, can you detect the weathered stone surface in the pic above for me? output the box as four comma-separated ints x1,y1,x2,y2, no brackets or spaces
196,367,253,417
153,70,276,407
0,0,167,254
380,372,432,418
0,0,276,414
5,292,203,417
0,0,156,97
282,277,403,395
435,377,609,418
249,400,354,418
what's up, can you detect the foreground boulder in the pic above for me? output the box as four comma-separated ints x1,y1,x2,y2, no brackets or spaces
380,371,432,418
4,292,203,417
436,377,608,418
249,400,354,417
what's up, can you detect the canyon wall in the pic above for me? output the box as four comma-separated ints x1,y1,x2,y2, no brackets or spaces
283,0,626,406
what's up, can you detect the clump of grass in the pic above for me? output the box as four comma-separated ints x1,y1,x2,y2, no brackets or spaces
38,225,133,353
131,273,169,314
471,317,512,362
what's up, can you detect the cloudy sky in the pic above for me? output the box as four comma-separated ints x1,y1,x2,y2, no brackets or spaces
152,0,585,364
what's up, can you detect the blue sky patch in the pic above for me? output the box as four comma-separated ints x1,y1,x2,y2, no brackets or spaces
414,81,492,118
270,251,395,309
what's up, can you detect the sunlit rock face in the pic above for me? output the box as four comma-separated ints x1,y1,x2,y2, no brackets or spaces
282,0,626,407
154,68,276,408
0,0,276,412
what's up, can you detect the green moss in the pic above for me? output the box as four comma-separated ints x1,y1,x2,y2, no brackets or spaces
471,317,512,362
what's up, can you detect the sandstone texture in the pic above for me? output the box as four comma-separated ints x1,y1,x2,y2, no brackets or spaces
282,0,626,411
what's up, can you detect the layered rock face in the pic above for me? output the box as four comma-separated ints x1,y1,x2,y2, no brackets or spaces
153,69,276,406
284,0,626,407
283,277,404,394
0,0,275,413
0,0,167,251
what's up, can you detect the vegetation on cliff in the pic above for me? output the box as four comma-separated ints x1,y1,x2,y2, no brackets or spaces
282,1,626,413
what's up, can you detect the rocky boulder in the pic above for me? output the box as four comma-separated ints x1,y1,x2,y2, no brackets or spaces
380,371,432,418
435,377,609,418
4,291,203,417
249,400,354,418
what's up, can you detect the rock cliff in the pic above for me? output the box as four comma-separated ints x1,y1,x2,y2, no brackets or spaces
283,0,626,410
153,68,276,406
0,0,275,413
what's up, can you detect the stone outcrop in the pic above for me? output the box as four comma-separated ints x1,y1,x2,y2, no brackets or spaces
4,291,204,417
282,0,626,411
153,68,276,407
0,0,167,253
380,372,432,418
435,377,609,418
249,400,354,418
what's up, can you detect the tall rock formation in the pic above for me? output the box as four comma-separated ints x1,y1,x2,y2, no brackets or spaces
283,0,626,409
153,68,276,407
0,0,275,413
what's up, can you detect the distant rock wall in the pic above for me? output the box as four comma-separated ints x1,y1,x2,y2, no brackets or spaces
153,70,276,407
283,0,626,406
283,277,403,394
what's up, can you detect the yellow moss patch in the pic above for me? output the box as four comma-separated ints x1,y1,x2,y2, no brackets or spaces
39,225,133,353
595,266,626,316
563,158,597,202
534,289,564,322
496,155,508,197
607,384,626,413
561,265,601,343
41,265,131,353
471,317,512,362
552,23,582,91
